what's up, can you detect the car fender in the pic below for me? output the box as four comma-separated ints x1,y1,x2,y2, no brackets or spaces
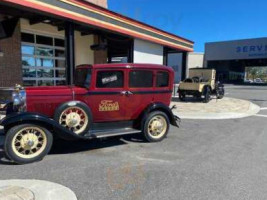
0,112,86,140
138,103,180,128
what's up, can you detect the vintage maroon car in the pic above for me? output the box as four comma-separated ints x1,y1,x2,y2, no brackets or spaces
0,63,180,164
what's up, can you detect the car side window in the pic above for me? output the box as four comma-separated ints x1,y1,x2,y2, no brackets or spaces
156,71,169,87
96,71,124,88
129,70,153,88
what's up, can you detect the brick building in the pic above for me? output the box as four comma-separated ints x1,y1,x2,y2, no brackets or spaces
0,0,194,87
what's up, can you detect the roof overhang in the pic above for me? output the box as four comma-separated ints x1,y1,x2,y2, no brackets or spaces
0,0,194,52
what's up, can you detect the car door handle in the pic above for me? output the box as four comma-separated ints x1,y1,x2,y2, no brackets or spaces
121,91,133,96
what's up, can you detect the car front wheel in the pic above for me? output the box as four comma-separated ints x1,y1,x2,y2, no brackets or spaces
4,124,53,164
203,87,211,103
143,111,170,142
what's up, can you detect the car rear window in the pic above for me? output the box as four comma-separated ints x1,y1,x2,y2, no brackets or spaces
96,71,124,88
75,68,92,88
129,70,153,88
156,71,169,87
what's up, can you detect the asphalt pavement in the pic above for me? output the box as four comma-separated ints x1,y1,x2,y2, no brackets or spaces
1,85,267,200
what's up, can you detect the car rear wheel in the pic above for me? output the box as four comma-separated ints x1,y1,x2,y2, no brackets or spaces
143,111,170,142
54,102,92,136
4,124,53,164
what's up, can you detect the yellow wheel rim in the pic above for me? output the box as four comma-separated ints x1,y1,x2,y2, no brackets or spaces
11,127,47,159
59,106,88,135
147,115,167,139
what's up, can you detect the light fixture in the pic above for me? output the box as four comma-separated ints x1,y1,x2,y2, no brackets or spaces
0,51,3,57
43,19,51,23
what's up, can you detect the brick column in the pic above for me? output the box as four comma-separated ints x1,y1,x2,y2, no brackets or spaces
0,20,22,87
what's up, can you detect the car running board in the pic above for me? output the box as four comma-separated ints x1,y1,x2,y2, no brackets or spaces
84,128,142,139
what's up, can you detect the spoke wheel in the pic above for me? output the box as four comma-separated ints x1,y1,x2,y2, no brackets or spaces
148,116,167,139
5,124,53,164
59,106,89,135
11,127,47,159
143,111,170,142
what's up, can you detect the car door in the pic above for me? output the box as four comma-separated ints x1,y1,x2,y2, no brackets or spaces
124,68,155,120
85,69,126,122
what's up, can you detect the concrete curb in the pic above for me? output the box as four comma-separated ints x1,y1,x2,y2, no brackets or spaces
172,98,260,120
0,180,77,200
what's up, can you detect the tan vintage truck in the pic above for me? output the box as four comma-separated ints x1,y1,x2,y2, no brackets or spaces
178,68,224,103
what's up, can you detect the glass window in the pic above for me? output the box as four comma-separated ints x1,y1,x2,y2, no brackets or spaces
75,68,92,88
36,35,53,46
38,80,54,86
23,80,36,87
36,58,54,67
129,70,153,88
23,69,36,78
55,49,65,58
21,33,34,43
22,56,35,67
55,70,66,78
156,71,169,87
56,80,66,86
37,69,54,78
96,71,124,88
55,38,65,47
21,32,65,86
21,45,34,55
36,47,53,57
55,60,65,68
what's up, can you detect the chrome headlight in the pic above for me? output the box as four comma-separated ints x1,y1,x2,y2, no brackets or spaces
12,87,26,111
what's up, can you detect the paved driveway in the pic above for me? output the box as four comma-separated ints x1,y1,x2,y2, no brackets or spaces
1,85,267,200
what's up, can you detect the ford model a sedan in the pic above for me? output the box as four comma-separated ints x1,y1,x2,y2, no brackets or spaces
0,64,180,164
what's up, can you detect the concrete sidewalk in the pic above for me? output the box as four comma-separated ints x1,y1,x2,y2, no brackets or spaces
171,97,260,120
0,180,77,200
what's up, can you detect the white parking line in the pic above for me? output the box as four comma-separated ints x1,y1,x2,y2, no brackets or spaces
254,114,267,118
260,107,267,110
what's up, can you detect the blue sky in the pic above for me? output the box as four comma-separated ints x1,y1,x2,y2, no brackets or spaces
109,0,267,52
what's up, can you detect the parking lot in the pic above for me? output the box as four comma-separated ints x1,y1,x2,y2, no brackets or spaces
1,85,267,200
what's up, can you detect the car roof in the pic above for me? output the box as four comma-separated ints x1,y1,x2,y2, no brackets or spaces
76,63,173,72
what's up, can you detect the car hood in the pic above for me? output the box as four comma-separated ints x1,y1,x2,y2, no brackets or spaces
25,86,74,96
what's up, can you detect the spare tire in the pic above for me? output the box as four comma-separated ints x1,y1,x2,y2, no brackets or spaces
54,101,92,136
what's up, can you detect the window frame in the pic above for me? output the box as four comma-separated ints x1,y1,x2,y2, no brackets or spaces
21,31,66,86
128,69,154,89
95,69,125,89
156,70,170,88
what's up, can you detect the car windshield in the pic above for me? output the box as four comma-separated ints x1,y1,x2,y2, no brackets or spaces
74,68,92,88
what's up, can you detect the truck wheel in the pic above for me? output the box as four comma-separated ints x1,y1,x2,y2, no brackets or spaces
203,87,211,103
143,111,170,142
4,124,53,164
54,102,92,136
179,91,186,101
216,87,225,99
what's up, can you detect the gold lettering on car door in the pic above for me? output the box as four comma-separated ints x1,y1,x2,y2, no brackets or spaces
99,100,119,111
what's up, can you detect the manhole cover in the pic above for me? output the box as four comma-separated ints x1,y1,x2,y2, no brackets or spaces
0,186,35,200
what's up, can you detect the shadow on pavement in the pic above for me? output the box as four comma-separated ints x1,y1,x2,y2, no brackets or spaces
0,149,14,165
50,134,146,155
249,99,267,102
172,96,217,103
0,133,147,165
